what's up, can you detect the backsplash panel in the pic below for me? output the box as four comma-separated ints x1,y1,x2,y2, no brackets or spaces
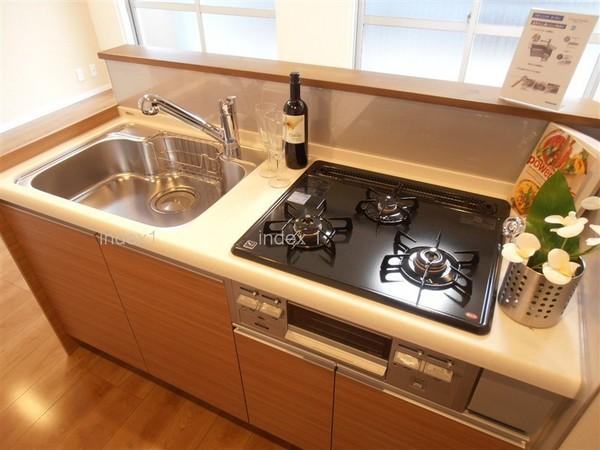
106,59,585,183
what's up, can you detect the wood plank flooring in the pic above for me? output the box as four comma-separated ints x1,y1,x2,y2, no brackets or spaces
0,237,288,450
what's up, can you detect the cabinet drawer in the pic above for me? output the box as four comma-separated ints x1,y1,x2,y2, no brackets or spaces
333,373,516,450
235,328,335,450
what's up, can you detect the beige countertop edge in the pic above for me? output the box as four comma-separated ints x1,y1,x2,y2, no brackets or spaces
0,109,582,399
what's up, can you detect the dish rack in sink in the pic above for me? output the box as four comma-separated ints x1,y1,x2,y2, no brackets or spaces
152,133,223,179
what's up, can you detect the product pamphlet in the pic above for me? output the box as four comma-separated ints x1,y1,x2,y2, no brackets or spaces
500,9,598,111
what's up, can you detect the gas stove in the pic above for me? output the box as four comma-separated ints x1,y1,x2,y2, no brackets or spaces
233,161,510,334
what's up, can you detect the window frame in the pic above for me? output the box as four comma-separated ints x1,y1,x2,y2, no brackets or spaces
354,0,600,99
127,0,275,55
124,0,599,100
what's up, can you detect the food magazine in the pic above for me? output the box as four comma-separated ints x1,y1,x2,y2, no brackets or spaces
511,122,600,214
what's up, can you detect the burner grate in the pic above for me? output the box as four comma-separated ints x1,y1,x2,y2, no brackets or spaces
380,231,479,305
356,186,418,225
262,200,353,259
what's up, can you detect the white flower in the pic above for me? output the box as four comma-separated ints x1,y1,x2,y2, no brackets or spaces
545,211,588,238
586,224,600,247
581,196,600,210
502,233,541,264
542,249,580,285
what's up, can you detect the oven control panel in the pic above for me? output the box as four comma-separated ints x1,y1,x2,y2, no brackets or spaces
387,339,480,411
229,282,480,412
393,347,455,383
230,284,287,338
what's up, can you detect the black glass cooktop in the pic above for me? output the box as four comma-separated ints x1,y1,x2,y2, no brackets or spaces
232,161,510,334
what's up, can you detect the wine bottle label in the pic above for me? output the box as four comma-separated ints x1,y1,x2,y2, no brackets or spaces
283,114,305,144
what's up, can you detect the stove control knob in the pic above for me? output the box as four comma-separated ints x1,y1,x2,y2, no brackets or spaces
393,351,421,371
423,362,453,383
259,302,283,319
236,295,259,311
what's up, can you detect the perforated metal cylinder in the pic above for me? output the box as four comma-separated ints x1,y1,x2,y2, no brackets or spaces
498,260,584,328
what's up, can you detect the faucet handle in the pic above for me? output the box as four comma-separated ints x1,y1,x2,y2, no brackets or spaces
221,97,237,125
219,97,241,159
139,93,161,115
220,99,239,136
225,95,237,108
220,97,234,116
226,97,241,147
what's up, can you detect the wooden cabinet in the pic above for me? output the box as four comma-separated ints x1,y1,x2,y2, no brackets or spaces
234,328,335,450
0,205,145,369
0,205,521,450
332,373,516,450
100,243,247,421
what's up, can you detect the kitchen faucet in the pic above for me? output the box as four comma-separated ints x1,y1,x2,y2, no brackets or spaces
138,93,241,159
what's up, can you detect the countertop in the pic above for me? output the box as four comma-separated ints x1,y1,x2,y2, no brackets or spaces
0,108,582,399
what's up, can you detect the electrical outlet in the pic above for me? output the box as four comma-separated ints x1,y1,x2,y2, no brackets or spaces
89,63,97,78
75,67,86,82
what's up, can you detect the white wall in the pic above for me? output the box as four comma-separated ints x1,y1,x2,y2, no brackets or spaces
87,0,130,51
0,0,112,130
275,0,357,69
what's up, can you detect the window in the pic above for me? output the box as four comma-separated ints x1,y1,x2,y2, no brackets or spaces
356,0,600,98
128,0,276,59
125,1,600,102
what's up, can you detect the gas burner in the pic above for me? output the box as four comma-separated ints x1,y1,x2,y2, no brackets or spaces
381,231,479,302
402,247,463,289
290,214,335,249
262,200,352,253
356,187,418,225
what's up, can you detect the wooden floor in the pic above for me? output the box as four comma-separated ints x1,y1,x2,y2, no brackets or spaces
0,237,287,450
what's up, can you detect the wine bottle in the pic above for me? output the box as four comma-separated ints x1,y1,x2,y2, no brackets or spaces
283,72,308,169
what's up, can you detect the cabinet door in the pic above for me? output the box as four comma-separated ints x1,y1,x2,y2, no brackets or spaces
235,327,335,450
0,205,145,369
101,243,247,421
333,373,516,450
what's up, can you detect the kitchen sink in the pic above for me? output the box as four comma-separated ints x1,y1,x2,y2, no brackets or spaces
17,124,264,227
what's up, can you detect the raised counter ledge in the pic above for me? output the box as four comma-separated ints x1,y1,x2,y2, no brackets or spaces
99,44,600,129
0,110,582,399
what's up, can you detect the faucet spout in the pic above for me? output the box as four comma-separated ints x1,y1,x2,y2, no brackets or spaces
138,94,241,159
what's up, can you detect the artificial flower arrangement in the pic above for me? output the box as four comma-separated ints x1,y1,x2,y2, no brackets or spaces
501,170,599,285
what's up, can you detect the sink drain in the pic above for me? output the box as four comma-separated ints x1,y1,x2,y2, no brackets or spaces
150,187,198,214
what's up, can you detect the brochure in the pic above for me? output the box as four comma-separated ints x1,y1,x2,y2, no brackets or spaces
500,9,598,111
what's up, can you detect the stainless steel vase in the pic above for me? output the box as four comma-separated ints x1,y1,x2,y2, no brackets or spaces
498,260,584,328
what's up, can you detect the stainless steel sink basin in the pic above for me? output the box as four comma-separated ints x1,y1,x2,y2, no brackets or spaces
17,125,264,227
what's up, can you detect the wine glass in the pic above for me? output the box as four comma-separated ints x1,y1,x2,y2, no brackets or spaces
263,110,290,189
255,103,278,178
